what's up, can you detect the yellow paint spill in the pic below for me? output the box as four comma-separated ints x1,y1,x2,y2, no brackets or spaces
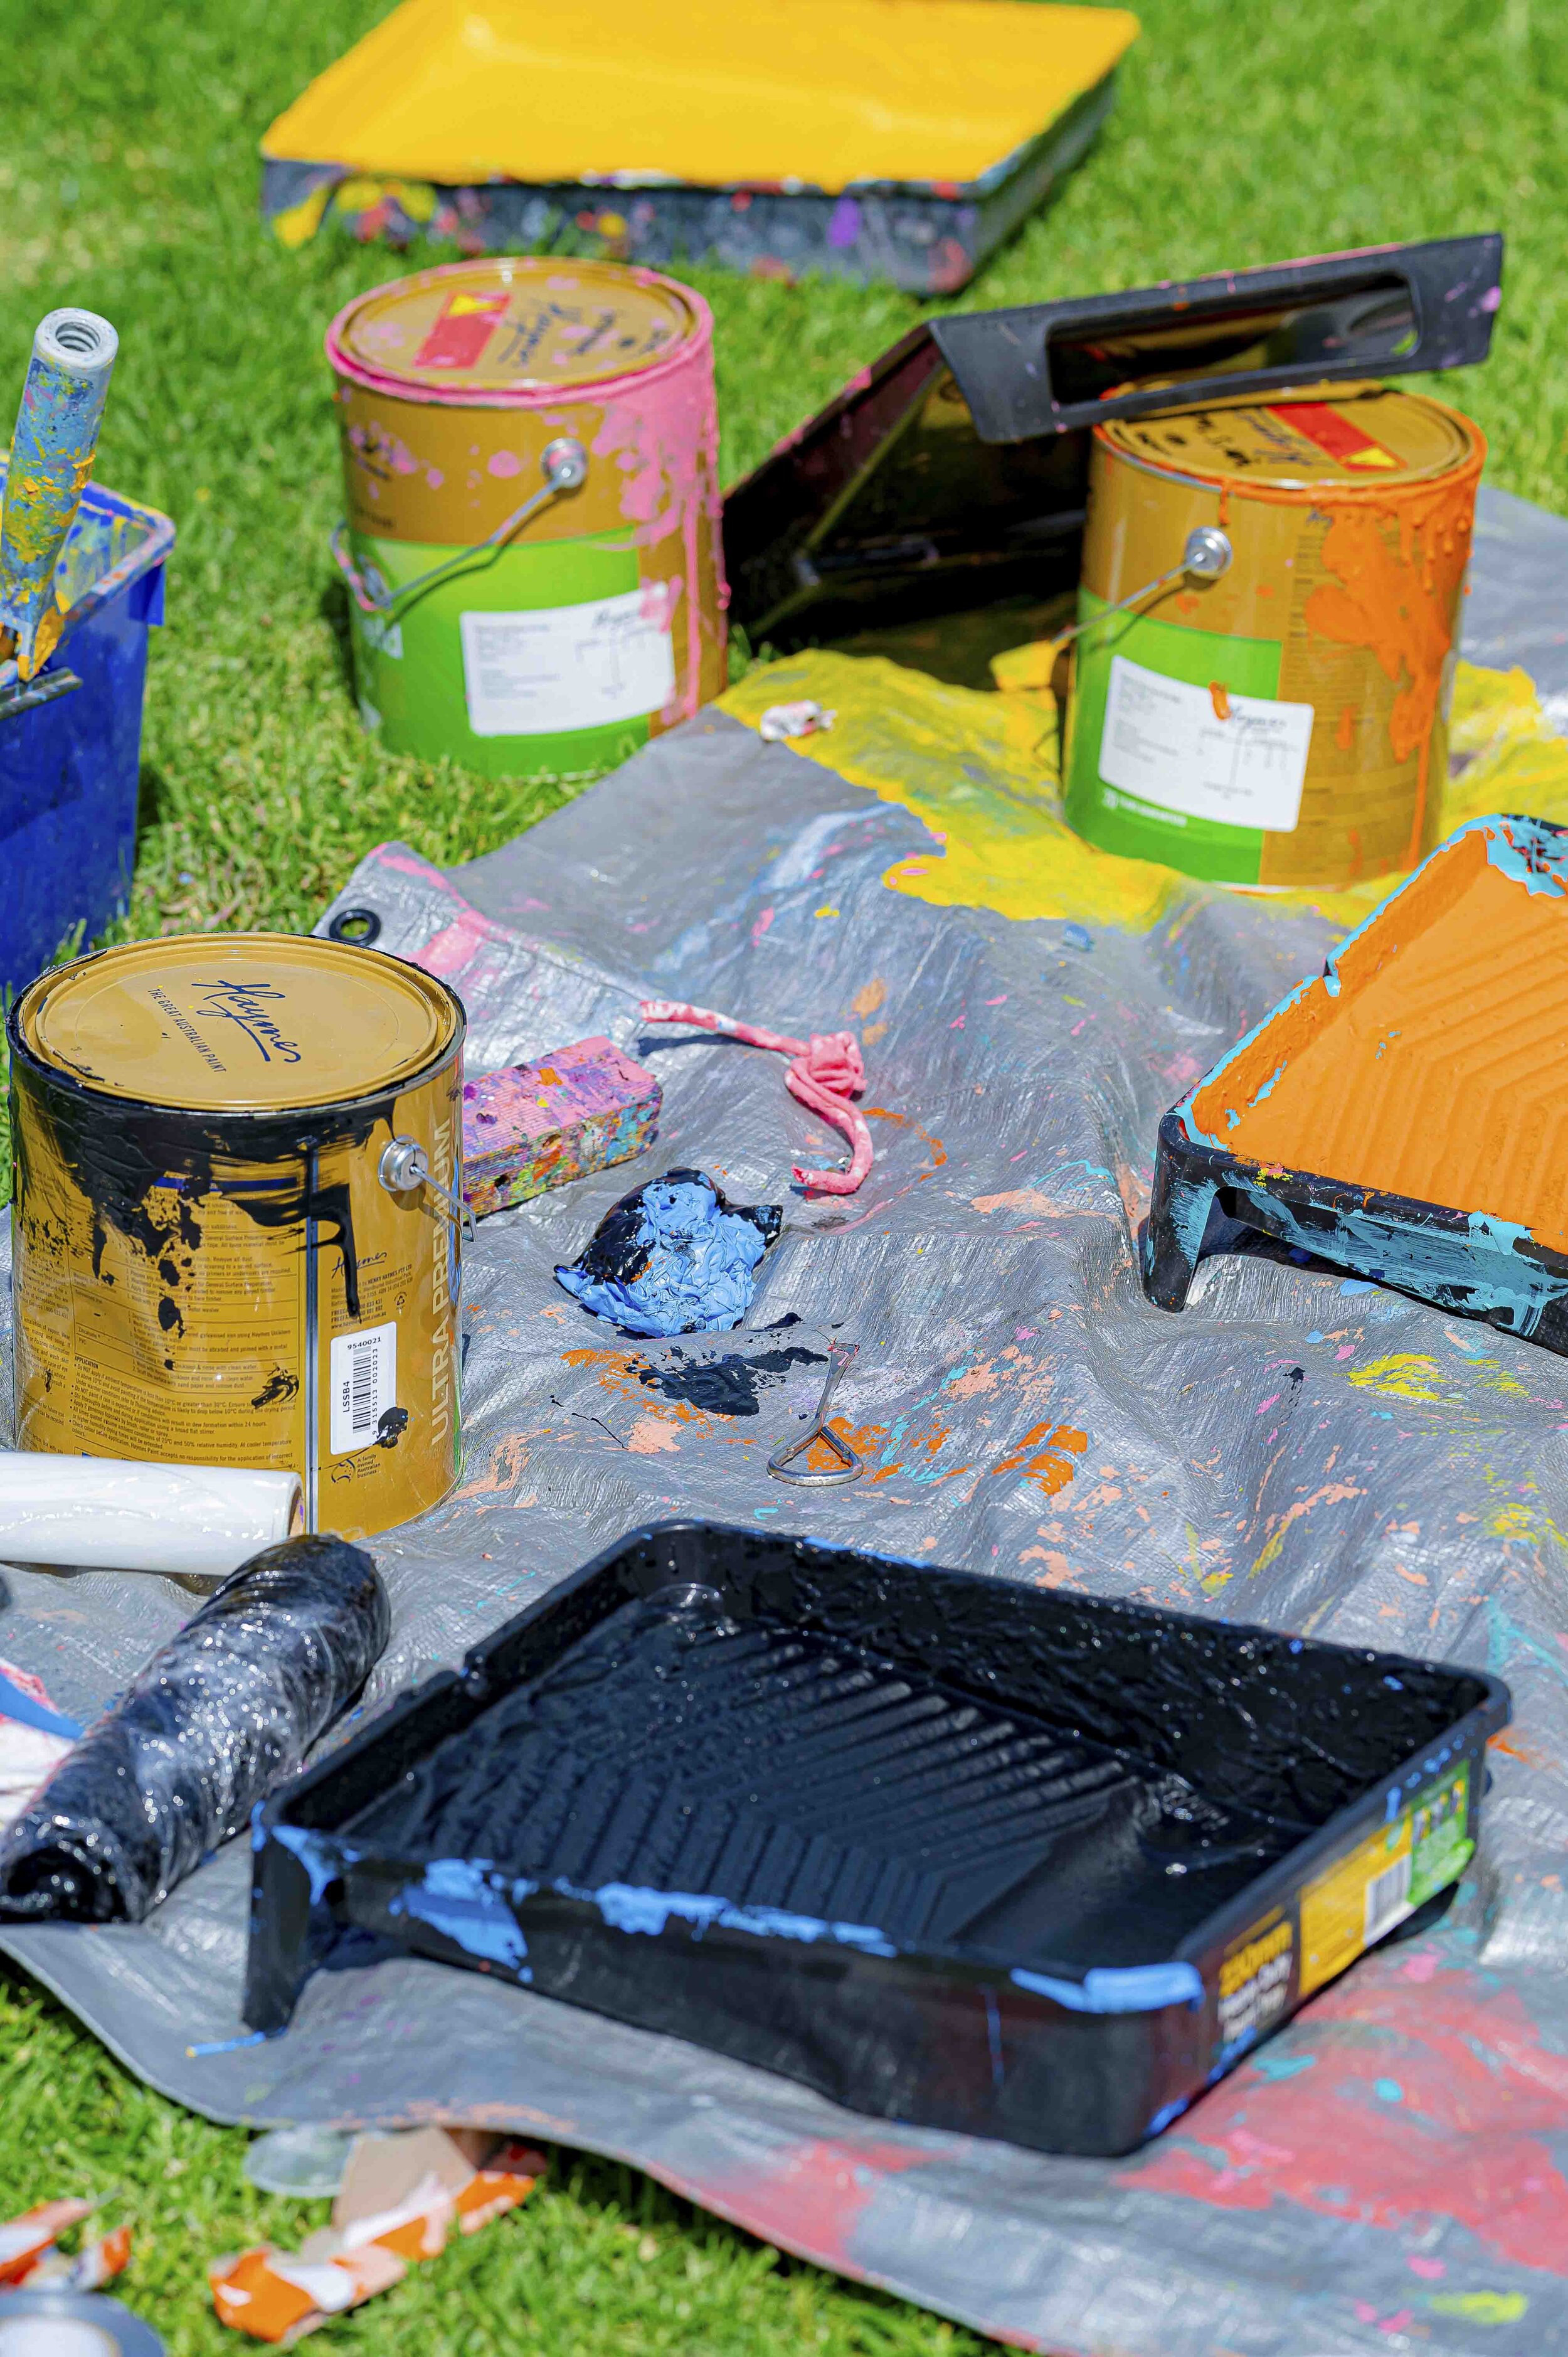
722,651,1174,929
1348,1354,1447,1402
1428,2292,1528,2325
1346,1351,1531,1409
721,653,1568,933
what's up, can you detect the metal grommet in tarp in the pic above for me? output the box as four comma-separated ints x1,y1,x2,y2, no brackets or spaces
326,906,382,944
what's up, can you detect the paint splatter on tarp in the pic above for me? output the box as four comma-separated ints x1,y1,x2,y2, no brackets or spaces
4,487,1568,2357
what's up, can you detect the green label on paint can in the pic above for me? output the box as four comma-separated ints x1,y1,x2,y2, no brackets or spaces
1063,596,1315,886
349,528,673,784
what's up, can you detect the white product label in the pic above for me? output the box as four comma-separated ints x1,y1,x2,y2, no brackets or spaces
460,592,676,737
1099,656,1314,833
330,1320,397,1457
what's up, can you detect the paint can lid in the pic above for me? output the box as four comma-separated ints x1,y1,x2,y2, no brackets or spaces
18,935,460,1112
329,257,699,399
1098,386,1479,489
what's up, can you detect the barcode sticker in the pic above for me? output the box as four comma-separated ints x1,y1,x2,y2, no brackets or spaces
1364,1851,1414,1944
1300,1761,1473,1998
330,1321,396,1457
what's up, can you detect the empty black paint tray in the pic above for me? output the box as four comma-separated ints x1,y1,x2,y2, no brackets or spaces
246,1523,1507,2157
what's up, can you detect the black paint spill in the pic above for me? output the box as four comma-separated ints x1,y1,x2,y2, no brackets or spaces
637,1343,825,1417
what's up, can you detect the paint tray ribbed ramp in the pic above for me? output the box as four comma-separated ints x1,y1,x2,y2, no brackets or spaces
1147,813,1568,1342
245,1523,1502,2161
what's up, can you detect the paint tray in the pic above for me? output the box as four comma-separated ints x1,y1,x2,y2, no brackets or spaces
258,0,1136,293
1145,813,1568,1349
245,1521,1506,2157
722,234,1502,653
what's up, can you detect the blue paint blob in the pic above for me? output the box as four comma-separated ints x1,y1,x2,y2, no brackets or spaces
1062,922,1094,950
1250,2050,1316,2081
1374,2076,1404,2103
555,1169,782,1337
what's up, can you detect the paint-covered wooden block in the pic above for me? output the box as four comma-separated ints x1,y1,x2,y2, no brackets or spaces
461,1037,660,1218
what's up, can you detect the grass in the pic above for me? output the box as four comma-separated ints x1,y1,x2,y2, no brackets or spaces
0,0,1565,2346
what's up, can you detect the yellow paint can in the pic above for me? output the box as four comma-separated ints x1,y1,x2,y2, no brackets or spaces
9,934,464,1540
1062,385,1486,889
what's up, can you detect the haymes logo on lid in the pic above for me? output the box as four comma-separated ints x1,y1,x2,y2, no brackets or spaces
193,979,303,1065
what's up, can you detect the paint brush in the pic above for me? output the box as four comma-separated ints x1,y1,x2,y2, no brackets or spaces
0,307,118,679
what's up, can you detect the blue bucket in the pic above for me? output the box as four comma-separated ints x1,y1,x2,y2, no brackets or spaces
0,462,175,999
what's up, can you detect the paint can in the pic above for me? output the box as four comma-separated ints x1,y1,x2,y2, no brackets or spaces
8,935,464,1541
326,256,726,780
1061,385,1486,888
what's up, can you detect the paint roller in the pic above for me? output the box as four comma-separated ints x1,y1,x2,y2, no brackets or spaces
0,307,119,681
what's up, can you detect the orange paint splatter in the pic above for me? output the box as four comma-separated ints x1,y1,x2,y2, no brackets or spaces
628,1413,680,1455
1209,681,1231,722
971,1188,1069,1217
852,978,887,1017
794,1417,889,1475
1302,448,1484,864
991,1422,1088,1497
1336,701,1357,753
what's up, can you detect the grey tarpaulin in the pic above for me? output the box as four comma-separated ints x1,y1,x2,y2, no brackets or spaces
3,482,1568,2354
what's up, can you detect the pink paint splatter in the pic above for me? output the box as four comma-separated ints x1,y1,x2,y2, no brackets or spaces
1125,1966,1568,2271
487,450,523,479
1407,2255,1446,2279
750,909,774,946
695,2137,945,2277
950,1014,966,1030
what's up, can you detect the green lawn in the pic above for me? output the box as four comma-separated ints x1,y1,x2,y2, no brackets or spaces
1,0,1566,2346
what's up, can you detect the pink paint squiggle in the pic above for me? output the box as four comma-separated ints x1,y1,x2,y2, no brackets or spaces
640,999,872,1196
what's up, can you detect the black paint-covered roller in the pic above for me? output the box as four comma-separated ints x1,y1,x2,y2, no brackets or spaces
0,1534,389,1923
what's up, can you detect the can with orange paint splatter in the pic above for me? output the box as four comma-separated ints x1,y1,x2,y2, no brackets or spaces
1061,385,1486,888
326,256,727,782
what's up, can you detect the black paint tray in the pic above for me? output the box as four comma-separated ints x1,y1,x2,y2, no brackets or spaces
245,1524,1507,2157
723,233,1503,653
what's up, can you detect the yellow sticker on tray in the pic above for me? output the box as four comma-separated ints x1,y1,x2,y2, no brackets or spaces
1299,1762,1471,1998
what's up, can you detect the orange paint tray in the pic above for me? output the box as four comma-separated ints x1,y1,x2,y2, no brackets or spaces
1145,814,1568,1348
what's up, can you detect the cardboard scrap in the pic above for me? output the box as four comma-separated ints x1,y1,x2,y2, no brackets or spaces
0,2195,131,2290
210,2128,545,2343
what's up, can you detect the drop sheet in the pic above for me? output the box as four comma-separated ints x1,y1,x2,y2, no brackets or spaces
3,485,1568,2354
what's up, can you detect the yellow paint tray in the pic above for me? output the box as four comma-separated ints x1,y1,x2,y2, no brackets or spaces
260,0,1140,291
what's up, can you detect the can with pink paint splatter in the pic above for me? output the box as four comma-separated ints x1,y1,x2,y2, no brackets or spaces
326,257,727,779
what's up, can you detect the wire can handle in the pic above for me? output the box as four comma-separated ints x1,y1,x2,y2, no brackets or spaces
331,437,589,621
379,1135,476,1249
768,1341,864,1487
1051,526,1232,655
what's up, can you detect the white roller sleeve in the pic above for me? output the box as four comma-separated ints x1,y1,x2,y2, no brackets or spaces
0,1455,303,1577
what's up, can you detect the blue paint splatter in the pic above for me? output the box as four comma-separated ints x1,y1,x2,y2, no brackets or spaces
1251,2050,1316,2081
